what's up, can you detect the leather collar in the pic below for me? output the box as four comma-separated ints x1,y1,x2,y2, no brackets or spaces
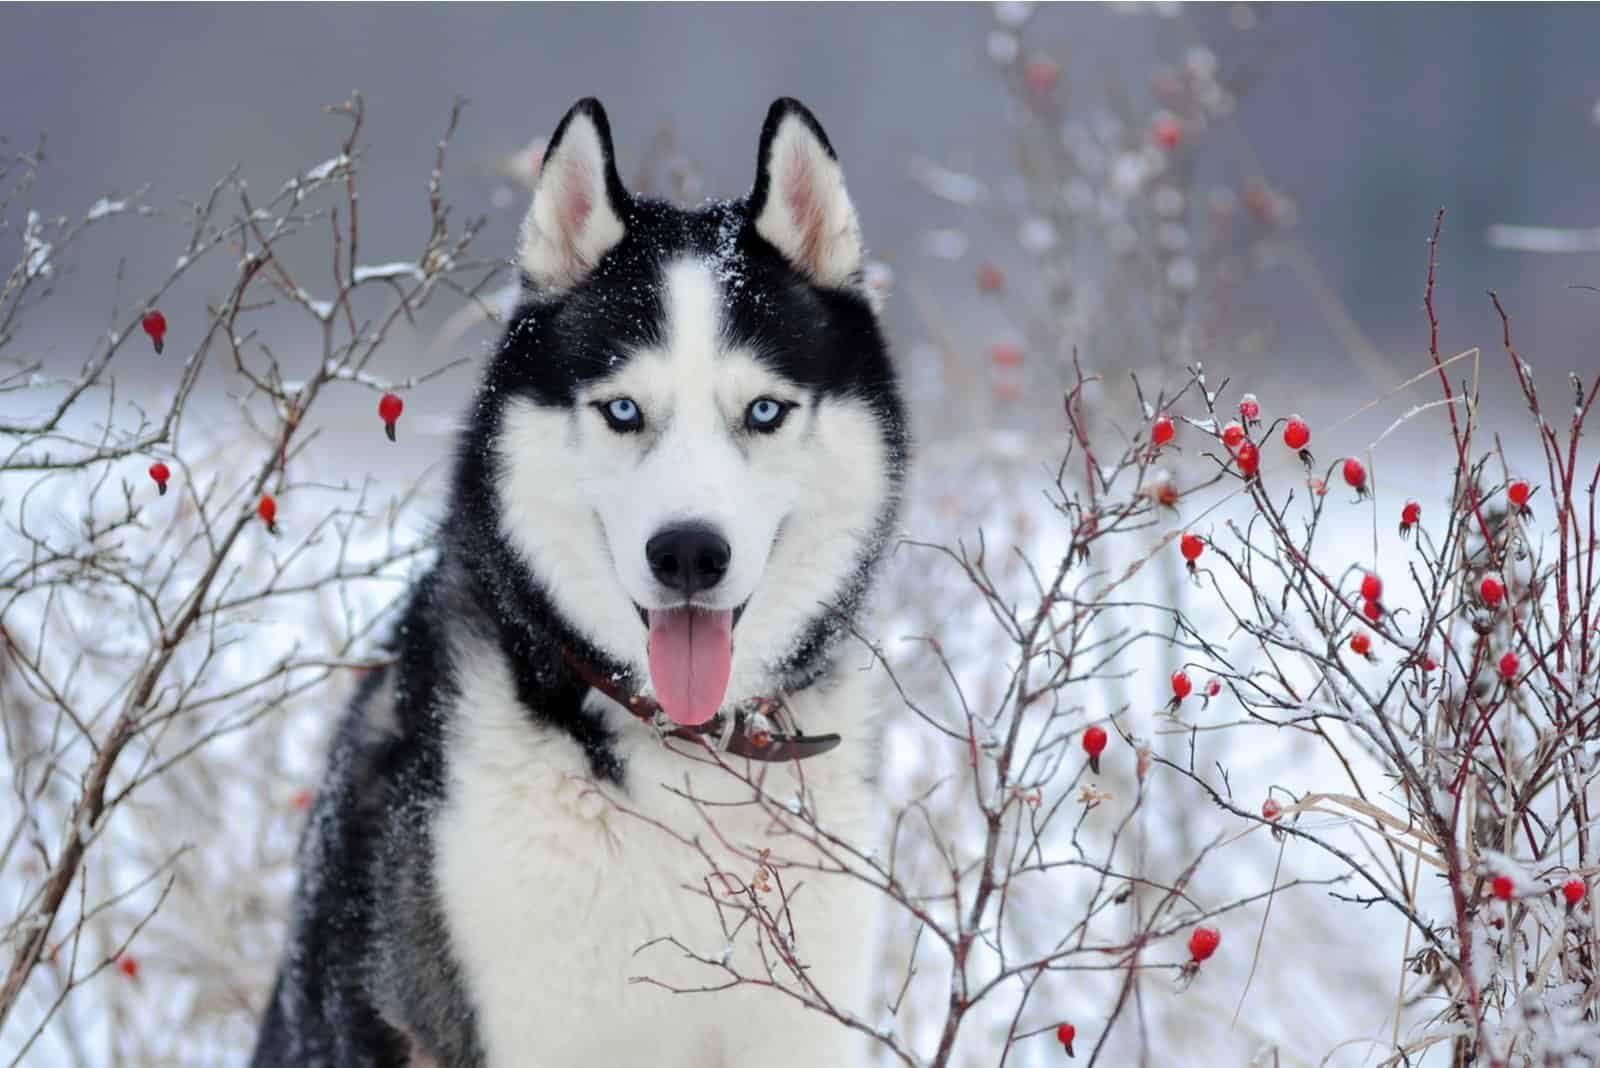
561,647,841,763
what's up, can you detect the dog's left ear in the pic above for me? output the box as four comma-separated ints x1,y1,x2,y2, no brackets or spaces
749,99,863,289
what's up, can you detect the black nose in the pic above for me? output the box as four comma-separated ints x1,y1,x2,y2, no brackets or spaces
646,523,731,594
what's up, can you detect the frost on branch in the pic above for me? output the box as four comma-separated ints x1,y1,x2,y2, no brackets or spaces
0,94,500,1062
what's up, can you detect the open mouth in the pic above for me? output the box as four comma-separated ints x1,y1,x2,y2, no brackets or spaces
635,600,748,727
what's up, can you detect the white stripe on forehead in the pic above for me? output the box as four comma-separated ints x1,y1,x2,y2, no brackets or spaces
660,257,725,369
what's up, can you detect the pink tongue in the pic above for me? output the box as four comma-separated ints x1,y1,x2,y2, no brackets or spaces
647,608,734,726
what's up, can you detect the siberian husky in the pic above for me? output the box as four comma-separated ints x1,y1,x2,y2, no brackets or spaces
252,97,907,1066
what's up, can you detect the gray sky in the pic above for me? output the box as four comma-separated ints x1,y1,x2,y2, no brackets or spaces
4,3,1598,391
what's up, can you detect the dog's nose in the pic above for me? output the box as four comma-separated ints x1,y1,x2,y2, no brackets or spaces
646,523,731,594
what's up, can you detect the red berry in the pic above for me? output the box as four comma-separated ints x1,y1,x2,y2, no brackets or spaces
1362,598,1382,622
1402,501,1421,526
1498,650,1519,681
1221,422,1245,451
257,493,278,533
1564,879,1586,906
1187,925,1220,962
1342,457,1366,490
1024,58,1060,94
1238,393,1260,425
1171,670,1192,701
1055,1022,1076,1054
148,461,171,496
1282,416,1310,451
1153,116,1182,149
1180,533,1203,562
1360,573,1382,602
976,261,1006,293
379,392,404,442
1205,679,1221,698
1422,655,1438,672
1234,441,1260,478
1081,725,1108,774
290,788,314,812
118,955,139,979
1491,875,1514,901
1261,797,1282,821
1508,480,1530,508
1480,576,1504,607
989,342,1024,370
1349,632,1372,657
1151,413,1175,447
141,310,167,354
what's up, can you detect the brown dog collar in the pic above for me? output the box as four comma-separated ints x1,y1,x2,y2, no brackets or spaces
561,647,841,762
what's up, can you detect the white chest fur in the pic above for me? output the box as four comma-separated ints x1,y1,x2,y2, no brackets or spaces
431,649,881,1068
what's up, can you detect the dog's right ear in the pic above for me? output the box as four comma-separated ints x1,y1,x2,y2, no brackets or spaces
748,99,863,289
518,99,629,293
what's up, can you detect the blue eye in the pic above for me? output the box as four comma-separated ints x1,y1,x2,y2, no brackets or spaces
746,397,790,432
596,397,643,432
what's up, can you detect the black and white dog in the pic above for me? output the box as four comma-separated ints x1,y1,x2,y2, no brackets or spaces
252,98,906,1066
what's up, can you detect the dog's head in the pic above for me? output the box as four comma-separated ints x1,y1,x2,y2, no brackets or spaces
472,98,904,726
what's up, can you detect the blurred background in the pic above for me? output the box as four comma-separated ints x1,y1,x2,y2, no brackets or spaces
3,4,1600,1066
6,2,1599,394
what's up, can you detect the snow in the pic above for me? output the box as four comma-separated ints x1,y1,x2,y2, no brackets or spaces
908,157,986,206
293,288,335,320
352,261,424,284
0,413,438,1065
85,197,127,221
21,210,53,279
279,154,350,195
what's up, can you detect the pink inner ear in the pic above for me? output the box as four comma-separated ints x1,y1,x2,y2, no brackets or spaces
557,156,595,267
782,143,827,275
